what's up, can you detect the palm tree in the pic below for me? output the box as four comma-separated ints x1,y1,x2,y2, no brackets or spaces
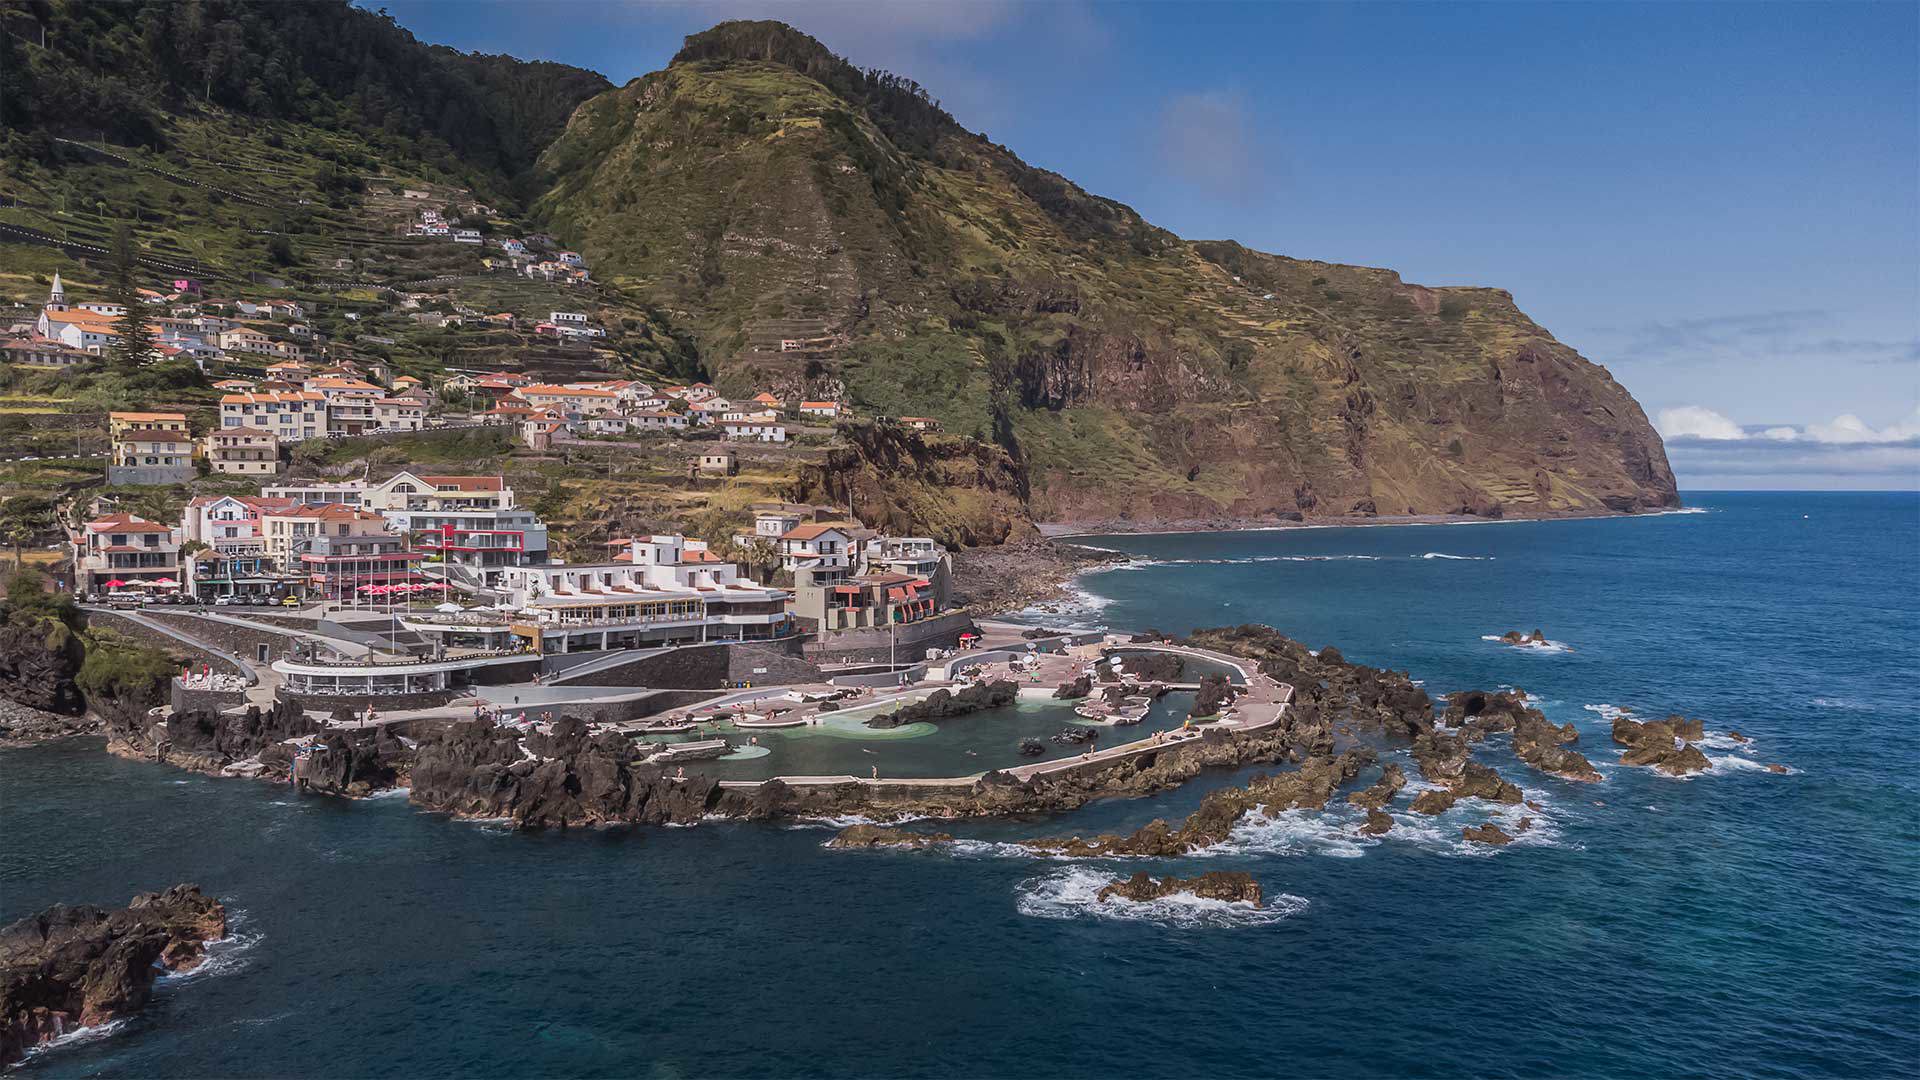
0,494,53,567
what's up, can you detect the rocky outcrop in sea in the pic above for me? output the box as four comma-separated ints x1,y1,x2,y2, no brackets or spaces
1610,713,1713,775
1097,871,1262,906
0,885,226,1066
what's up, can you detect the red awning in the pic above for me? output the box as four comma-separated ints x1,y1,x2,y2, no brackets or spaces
832,585,861,595
886,587,906,601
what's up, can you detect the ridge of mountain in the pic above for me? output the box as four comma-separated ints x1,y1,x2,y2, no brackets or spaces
532,20,1678,526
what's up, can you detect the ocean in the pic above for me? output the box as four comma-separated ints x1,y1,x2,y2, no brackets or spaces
4,491,1916,1078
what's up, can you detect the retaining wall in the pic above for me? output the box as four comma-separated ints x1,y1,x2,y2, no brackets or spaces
803,611,975,664
550,641,818,690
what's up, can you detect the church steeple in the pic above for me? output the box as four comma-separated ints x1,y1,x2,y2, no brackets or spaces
46,273,66,311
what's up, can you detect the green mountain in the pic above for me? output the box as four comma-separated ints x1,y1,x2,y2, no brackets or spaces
1,0,610,196
533,20,1677,526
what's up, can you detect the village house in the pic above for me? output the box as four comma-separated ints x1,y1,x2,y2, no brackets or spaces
798,401,842,420
372,398,428,431
521,418,564,452
72,513,182,593
696,450,737,476
899,417,942,432
180,496,299,597
722,419,787,443
107,426,196,484
792,571,940,632
107,411,188,440
510,383,621,415
219,391,327,442
265,504,420,601
204,427,280,476
585,415,629,436
775,523,856,581
2,339,87,367
629,410,690,432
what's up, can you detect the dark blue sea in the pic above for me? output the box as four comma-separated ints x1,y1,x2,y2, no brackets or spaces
5,492,1917,1078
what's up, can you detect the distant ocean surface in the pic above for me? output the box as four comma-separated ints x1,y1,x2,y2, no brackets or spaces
4,492,1917,1078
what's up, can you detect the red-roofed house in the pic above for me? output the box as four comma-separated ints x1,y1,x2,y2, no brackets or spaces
73,513,181,592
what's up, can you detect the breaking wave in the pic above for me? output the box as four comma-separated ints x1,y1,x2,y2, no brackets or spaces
1482,634,1573,653
788,812,939,831
1709,755,1796,777
13,1018,130,1065
1417,552,1494,560
1014,867,1307,927
1196,807,1377,859
1583,703,1633,723
157,909,261,986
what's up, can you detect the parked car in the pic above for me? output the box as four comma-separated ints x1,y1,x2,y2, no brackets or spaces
281,596,302,607
214,595,237,606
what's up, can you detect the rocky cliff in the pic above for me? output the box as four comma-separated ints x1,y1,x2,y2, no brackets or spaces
533,21,1678,527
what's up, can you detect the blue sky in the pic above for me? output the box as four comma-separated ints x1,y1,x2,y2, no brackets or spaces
376,0,1918,489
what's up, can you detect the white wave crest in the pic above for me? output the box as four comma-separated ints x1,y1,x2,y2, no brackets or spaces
1482,634,1573,653
1417,552,1493,560
1014,867,1307,927
1583,703,1633,722
158,910,261,986
1195,807,1377,859
14,1018,130,1063
1695,733,1750,750
1708,755,1796,776
786,812,940,831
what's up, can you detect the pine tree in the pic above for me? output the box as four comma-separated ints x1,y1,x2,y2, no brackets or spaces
106,224,154,373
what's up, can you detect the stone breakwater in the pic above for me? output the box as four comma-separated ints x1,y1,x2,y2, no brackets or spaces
0,885,227,1066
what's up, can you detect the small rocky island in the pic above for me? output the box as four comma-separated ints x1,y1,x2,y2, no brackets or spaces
1097,871,1263,906
1,885,227,1066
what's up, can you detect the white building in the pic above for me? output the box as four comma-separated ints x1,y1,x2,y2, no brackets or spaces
493,535,792,653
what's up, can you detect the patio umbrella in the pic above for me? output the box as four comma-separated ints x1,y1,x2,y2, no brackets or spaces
103,579,127,588
435,603,462,613
152,577,177,586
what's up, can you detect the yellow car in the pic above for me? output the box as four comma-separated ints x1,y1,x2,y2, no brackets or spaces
281,596,302,607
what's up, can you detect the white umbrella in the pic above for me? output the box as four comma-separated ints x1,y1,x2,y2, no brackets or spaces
435,602,462,613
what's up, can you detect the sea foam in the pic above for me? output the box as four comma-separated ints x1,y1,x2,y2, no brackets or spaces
1014,867,1307,927
1482,634,1573,653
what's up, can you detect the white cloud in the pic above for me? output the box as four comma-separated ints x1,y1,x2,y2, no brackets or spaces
1657,405,1746,441
1804,407,1920,444
1804,413,1882,444
1659,405,1920,445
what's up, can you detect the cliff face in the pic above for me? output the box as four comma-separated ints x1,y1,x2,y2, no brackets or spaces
791,422,1032,547
535,21,1677,526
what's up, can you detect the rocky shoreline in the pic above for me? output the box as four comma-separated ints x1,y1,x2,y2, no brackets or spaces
950,537,1124,616
0,885,227,1066
0,700,101,749
1034,504,1689,539
80,623,1780,840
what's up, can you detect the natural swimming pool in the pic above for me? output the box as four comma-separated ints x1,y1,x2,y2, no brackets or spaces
677,689,1202,780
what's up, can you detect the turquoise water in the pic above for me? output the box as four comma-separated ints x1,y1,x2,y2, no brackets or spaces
689,693,1197,781
4,492,1916,1077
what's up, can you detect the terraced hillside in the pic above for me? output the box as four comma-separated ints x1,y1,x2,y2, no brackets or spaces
534,21,1677,526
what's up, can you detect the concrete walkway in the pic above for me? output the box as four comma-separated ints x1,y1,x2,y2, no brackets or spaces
87,606,258,685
